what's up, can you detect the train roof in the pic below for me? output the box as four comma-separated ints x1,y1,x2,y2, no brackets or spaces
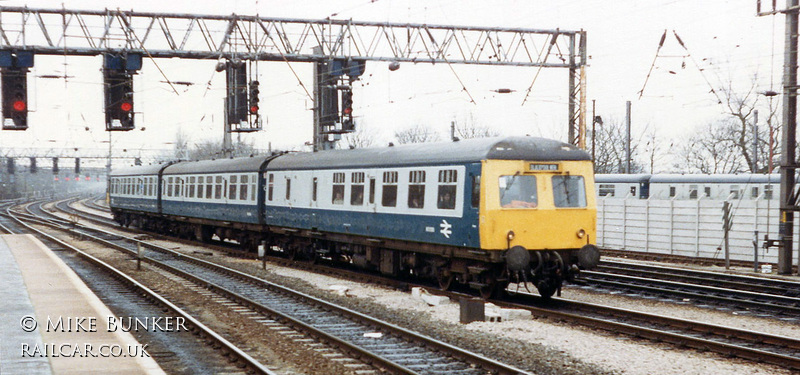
649,174,780,184
163,155,277,175
267,136,590,170
594,174,651,183
110,163,169,177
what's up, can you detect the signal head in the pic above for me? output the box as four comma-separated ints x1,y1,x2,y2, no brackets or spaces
12,100,26,112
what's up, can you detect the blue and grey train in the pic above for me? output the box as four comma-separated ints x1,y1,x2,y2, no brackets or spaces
109,137,600,298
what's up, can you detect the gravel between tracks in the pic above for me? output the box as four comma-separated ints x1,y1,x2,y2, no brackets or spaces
184,250,793,375
50,205,798,374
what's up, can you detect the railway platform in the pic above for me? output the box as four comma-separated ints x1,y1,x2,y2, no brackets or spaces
0,234,165,375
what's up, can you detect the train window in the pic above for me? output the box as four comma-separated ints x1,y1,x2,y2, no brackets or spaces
229,175,238,200
669,186,676,198
206,176,213,199
351,172,365,206
268,174,274,201
369,178,375,204
598,184,615,197
240,175,248,201
286,178,292,200
437,186,456,209
167,177,174,197
751,186,759,199
408,171,426,209
765,185,774,199
730,185,740,199
437,170,457,210
250,177,256,202
332,172,345,204
351,185,364,205
689,185,698,199
553,175,586,208
215,176,223,199
382,171,398,207
704,186,711,197
312,177,318,201
471,175,480,208
188,177,195,198
499,175,537,208
196,177,204,199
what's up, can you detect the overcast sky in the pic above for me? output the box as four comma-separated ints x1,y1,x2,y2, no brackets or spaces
0,0,783,171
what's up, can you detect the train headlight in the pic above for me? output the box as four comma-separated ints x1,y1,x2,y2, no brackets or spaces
576,229,586,239
507,230,515,241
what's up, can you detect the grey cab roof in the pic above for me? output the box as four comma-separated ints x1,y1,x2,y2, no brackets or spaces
268,136,590,171
163,155,275,175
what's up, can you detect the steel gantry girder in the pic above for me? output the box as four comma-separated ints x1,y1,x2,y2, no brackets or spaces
0,6,588,145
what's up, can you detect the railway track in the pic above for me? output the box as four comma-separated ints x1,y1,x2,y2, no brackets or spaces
498,294,800,370
73,196,800,319
21,200,532,375
577,261,800,320
596,260,800,297
58,197,800,371
1,204,275,374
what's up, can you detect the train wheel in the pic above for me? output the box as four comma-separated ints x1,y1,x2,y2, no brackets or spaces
437,272,454,291
286,245,299,261
303,245,318,264
478,276,503,300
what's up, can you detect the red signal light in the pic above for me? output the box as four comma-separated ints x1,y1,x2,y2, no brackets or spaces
120,102,133,112
343,107,352,115
12,100,26,112
249,105,258,114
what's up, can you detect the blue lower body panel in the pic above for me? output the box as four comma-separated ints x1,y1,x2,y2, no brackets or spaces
109,196,158,214
162,200,259,224
265,205,480,248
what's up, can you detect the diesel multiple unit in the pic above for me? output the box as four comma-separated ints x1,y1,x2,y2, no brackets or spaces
109,137,600,298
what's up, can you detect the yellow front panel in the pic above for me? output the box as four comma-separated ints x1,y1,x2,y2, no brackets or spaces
479,159,596,250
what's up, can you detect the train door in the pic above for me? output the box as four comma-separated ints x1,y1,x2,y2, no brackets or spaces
367,176,377,211
310,173,319,229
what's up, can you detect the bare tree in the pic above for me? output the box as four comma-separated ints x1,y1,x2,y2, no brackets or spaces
673,121,744,174
173,128,190,159
718,75,760,172
671,85,781,174
394,124,441,144
453,113,500,139
188,139,259,160
342,122,380,149
590,117,645,174
642,127,666,173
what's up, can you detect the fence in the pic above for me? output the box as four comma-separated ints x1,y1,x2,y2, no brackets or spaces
596,196,800,265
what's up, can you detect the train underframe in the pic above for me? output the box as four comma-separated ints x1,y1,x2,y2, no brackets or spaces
113,210,581,298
